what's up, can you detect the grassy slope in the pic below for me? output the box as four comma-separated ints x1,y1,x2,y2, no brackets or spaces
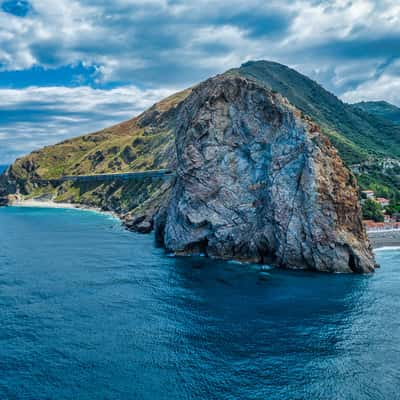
5,88,191,214
11,88,191,180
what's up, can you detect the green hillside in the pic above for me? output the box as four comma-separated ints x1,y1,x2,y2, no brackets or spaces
349,101,400,204
353,101,400,125
0,89,191,216
230,61,400,164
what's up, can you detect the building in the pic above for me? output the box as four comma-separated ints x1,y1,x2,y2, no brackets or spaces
361,190,375,199
384,214,394,223
363,219,400,231
376,197,390,207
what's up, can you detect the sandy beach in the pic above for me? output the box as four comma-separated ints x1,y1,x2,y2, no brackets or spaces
11,199,82,209
9,199,119,220
368,230,400,250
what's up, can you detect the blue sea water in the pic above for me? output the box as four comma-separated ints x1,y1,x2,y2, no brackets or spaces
0,206,399,400
0,165,7,173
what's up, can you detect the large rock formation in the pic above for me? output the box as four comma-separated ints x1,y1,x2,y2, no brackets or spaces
156,76,376,273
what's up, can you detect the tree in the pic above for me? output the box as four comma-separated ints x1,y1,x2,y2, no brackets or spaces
385,201,400,217
362,199,384,222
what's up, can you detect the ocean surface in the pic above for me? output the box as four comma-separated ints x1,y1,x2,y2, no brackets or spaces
0,206,399,400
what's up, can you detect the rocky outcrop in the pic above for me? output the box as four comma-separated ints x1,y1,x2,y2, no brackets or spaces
0,179,7,206
0,167,17,206
155,76,376,273
122,180,172,233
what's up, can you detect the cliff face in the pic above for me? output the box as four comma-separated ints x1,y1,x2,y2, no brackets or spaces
0,167,17,205
156,76,376,273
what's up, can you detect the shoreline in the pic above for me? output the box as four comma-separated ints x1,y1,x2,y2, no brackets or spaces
9,199,120,221
368,229,400,251
5,199,400,251
374,246,400,252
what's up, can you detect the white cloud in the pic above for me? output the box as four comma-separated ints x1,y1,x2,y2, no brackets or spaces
0,1,303,82
341,74,400,106
286,0,400,46
0,0,398,88
0,85,174,110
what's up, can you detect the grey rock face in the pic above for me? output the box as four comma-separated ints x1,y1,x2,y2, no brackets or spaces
0,167,17,206
156,76,376,273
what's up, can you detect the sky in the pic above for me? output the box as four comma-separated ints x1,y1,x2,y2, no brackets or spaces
0,0,399,164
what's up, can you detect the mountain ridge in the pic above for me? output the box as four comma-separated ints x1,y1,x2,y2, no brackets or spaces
229,61,400,164
353,101,400,125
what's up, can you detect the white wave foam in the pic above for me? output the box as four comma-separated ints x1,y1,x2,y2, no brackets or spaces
374,246,400,252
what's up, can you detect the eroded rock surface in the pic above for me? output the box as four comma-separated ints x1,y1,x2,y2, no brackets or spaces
156,76,376,273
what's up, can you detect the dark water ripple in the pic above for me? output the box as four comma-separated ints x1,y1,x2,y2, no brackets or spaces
0,206,399,399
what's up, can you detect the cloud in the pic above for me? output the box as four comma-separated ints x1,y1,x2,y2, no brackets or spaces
0,0,295,86
0,84,175,163
1,0,399,89
341,74,400,106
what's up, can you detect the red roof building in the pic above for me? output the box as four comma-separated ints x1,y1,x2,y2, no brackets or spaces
376,197,390,207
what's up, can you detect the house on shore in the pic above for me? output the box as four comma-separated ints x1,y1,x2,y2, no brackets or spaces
361,190,375,199
376,197,390,207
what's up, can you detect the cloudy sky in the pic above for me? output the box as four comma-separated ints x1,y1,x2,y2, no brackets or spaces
0,0,399,164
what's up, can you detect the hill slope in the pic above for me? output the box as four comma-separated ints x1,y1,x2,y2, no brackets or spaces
353,101,400,125
0,88,191,226
347,101,400,201
229,61,400,164
1,60,399,227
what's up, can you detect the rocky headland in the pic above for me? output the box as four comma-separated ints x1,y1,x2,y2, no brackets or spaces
155,76,376,273
1,60,391,273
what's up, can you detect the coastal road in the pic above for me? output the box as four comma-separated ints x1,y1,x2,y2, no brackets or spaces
32,169,176,184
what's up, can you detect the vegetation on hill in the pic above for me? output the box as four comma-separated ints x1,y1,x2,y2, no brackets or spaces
356,162,400,215
10,88,191,181
1,89,191,215
229,61,400,165
348,100,400,212
362,199,384,222
354,101,400,125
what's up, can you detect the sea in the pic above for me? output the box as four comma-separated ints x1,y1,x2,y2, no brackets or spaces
0,205,399,399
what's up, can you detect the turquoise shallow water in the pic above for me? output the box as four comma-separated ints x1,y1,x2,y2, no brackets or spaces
0,206,399,400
